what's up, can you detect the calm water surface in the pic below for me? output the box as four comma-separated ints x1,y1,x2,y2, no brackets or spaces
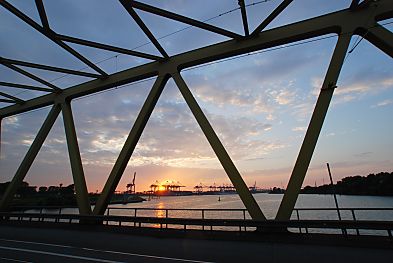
36,194,393,234
104,193,393,221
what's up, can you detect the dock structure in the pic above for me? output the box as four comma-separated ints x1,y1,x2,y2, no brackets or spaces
194,183,237,194
0,0,392,232
193,182,268,194
160,180,186,192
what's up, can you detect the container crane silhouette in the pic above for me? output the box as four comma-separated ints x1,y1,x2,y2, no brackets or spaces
126,172,136,194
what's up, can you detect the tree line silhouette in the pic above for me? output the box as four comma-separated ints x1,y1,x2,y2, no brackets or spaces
302,172,393,196
0,182,76,206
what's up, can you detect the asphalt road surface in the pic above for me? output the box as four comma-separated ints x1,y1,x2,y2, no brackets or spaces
0,225,392,263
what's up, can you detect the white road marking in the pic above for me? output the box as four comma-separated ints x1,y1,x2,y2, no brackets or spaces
0,238,72,249
0,258,32,263
0,238,215,263
0,246,126,263
78,247,214,263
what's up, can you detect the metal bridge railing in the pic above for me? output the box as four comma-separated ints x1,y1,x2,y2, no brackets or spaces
293,207,393,235
105,207,249,231
0,211,392,239
3,206,393,237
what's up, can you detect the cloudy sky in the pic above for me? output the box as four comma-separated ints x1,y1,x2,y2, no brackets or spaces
1,0,392,193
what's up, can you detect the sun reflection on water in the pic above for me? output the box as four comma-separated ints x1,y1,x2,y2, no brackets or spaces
155,202,166,218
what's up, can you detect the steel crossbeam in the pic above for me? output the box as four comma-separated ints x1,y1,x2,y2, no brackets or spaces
0,1,108,77
56,34,164,61
0,91,24,104
0,0,392,220
119,0,169,58
0,57,103,79
251,0,293,36
1,63,62,93
128,0,242,39
1,1,391,118
0,82,53,93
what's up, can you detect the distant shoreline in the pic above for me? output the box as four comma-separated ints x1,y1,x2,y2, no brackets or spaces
301,172,393,196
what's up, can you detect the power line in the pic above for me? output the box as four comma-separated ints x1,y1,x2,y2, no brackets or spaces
3,0,275,99
72,77,156,102
53,0,276,82
343,20,393,64
17,34,337,104
185,34,341,72
3,5,392,103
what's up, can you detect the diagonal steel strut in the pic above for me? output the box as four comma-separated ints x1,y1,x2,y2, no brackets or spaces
1,0,392,118
0,0,391,220
129,0,242,39
119,0,169,59
0,105,61,211
251,0,293,36
0,0,108,77
276,33,352,221
93,75,169,215
62,102,92,215
172,72,266,220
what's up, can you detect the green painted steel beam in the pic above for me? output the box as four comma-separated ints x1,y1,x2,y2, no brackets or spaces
34,0,49,30
0,99,15,104
0,91,24,104
0,82,53,93
350,0,361,10
238,0,250,36
0,105,61,211
1,0,391,119
61,102,92,215
1,63,61,92
57,34,163,61
130,0,242,39
0,0,391,220
251,0,293,36
172,72,266,220
0,57,103,79
120,0,169,58
0,0,393,117
275,34,352,221
0,0,107,77
363,23,393,58
93,75,169,215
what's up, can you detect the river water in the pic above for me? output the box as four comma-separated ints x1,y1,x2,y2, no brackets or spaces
33,194,393,234
104,193,393,221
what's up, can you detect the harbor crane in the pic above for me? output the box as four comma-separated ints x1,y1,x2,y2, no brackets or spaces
126,172,136,194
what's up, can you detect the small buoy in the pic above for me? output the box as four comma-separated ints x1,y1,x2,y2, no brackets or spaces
218,197,221,202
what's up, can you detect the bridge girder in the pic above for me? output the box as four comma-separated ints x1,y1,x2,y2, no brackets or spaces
0,0,392,220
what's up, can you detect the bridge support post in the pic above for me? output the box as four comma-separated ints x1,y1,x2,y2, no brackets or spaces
93,75,169,215
61,101,92,215
276,34,352,220
0,105,61,211
171,72,266,221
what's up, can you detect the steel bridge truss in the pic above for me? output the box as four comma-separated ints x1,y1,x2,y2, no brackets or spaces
0,0,392,220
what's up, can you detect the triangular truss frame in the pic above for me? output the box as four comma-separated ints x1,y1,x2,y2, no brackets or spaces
0,0,392,220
